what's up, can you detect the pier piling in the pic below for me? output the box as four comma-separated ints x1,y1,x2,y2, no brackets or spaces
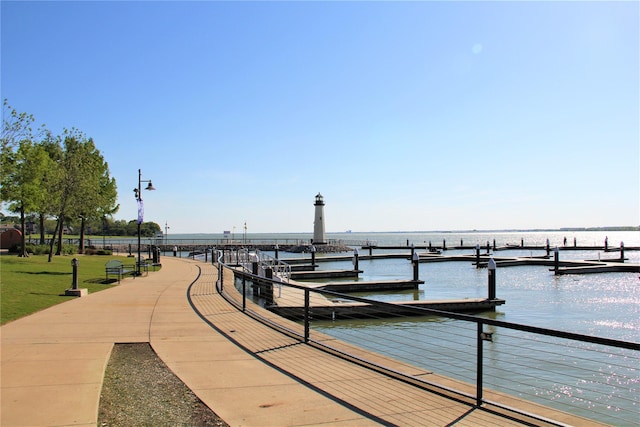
412,251,420,281
353,249,359,271
488,258,496,300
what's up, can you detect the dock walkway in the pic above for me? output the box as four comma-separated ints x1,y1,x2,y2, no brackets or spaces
1,257,603,426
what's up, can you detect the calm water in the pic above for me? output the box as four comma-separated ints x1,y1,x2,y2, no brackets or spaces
175,229,639,339
187,229,639,424
288,231,638,425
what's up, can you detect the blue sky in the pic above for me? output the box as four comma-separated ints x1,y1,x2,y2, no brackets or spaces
2,1,638,233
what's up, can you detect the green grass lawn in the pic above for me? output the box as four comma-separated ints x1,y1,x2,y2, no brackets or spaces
1,254,137,325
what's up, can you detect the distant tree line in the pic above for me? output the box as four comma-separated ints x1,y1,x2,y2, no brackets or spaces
0,99,123,259
0,215,161,239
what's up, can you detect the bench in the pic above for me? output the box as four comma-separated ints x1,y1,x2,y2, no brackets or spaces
145,256,162,271
105,260,135,283
136,257,149,276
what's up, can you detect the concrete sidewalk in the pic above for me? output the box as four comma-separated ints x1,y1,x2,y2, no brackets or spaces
1,257,602,426
0,257,368,426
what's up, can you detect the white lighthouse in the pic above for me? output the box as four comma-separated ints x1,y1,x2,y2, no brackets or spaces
313,193,326,244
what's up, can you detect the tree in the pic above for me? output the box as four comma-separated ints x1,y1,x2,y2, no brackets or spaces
1,99,35,178
141,221,161,237
0,141,51,256
2,101,120,258
71,135,118,254
36,132,63,244
1,101,51,257
44,129,119,258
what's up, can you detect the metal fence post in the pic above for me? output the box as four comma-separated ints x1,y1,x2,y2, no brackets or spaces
219,263,223,291
242,274,246,312
304,289,310,343
476,322,484,407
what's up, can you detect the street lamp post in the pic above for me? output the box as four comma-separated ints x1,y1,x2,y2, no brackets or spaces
133,169,155,275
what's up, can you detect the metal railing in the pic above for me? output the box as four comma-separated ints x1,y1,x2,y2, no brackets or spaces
212,256,638,426
216,248,292,282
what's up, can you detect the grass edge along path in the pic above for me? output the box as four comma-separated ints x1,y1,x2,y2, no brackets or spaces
0,253,144,325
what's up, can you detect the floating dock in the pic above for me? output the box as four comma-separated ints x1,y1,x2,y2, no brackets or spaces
554,264,640,275
269,297,506,321
319,279,424,292
290,269,362,280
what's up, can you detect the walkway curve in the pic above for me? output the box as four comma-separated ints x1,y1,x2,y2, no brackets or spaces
1,257,605,426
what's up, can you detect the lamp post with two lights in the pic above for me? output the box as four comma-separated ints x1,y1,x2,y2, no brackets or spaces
133,169,155,275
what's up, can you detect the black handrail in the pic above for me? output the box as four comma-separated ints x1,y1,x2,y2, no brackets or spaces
213,254,639,425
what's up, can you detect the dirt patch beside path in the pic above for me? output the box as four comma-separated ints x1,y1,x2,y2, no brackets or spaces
98,343,228,426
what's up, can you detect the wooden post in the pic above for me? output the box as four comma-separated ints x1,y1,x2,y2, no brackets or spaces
620,242,625,262
274,244,279,260
443,239,446,250
488,258,496,300
546,239,550,257
412,251,420,282
554,247,559,275
353,248,359,271
476,244,481,268
311,245,316,271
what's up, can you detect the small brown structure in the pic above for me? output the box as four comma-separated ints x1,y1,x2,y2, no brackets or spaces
0,228,22,249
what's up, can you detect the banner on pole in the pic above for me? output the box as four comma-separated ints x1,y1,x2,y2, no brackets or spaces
137,199,144,224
